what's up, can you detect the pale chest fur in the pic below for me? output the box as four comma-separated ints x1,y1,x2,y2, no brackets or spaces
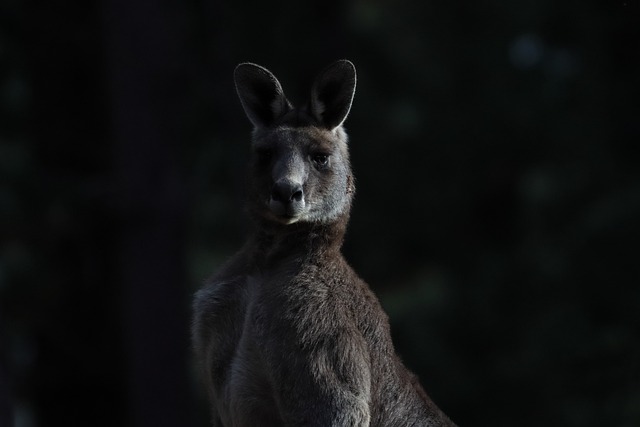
200,274,281,426
198,258,374,426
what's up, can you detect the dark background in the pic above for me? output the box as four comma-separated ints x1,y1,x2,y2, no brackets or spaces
1,0,639,426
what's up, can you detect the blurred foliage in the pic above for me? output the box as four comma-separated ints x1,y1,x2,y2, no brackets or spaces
0,0,639,426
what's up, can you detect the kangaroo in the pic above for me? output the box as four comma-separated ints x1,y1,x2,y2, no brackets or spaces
192,60,457,427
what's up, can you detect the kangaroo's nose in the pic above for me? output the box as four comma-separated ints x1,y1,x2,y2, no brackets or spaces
271,180,303,204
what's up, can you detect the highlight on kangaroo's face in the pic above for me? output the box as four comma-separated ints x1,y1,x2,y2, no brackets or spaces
249,126,351,225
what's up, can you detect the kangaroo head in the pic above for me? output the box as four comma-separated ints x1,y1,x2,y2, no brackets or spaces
234,60,357,226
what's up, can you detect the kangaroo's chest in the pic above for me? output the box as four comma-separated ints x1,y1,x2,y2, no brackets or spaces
209,262,361,425
212,274,282,426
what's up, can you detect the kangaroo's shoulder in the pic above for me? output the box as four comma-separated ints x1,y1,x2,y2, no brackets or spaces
192,248,254,324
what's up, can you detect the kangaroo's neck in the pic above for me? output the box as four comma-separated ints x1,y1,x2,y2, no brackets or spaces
248,215,348,268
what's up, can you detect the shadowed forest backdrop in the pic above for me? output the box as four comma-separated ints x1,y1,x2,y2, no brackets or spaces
1,0,639,426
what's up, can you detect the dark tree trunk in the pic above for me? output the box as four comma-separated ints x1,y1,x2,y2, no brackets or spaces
0,351,12,427
102,1,192,426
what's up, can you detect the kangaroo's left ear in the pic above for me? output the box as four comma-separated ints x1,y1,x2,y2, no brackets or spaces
235,63,292,129
310,60,356,131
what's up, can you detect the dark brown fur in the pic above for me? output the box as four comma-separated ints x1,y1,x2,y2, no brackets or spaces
192,61,457,426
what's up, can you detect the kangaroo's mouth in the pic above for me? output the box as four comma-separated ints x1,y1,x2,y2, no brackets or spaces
267,199,305,224
267,211,302,225
277,215,300,225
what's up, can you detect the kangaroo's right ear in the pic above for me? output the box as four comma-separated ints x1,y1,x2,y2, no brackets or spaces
234,63,292,128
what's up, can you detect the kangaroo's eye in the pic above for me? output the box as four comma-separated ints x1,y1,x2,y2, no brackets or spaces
311,154,329,168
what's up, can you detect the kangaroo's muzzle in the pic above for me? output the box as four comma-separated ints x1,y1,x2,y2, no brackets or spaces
269,179,305,222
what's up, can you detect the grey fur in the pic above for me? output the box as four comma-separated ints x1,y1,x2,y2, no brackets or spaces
192,60,457,427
